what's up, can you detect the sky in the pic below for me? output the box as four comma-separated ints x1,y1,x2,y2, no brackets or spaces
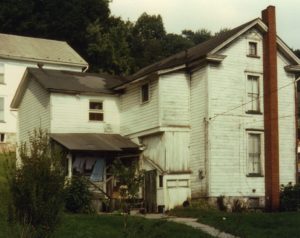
110,0,300,50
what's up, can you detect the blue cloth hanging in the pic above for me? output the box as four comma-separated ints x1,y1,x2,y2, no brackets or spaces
90,159,105,182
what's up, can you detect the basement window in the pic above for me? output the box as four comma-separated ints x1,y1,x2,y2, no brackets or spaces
89,101,103,121
0,133,5,143
247,133,263,176
141,83,149,103
248,42,258,57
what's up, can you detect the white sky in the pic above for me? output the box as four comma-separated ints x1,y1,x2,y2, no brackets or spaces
110,0,300,50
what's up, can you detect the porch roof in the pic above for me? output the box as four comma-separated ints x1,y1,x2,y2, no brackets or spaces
50,133,139,152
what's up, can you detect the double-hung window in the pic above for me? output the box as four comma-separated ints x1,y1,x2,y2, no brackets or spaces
89,101,103,121
248,42,258,56
248,133,262,176
247,75,260,113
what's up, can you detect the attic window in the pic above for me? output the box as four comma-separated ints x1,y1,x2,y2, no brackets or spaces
89,101,103,121
141,83,149,103
248,42,258,56
0,64,4,84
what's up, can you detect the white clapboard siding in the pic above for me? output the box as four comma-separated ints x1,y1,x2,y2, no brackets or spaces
18,78,51,144
207,30,266,197
50,93,120,134
120,79,159,135
159,73,190,127
277,52,296,186
190,67,208,197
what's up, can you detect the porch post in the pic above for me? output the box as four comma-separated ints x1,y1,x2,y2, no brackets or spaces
67,154,72,179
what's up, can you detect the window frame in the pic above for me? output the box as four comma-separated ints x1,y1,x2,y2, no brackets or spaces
248,41,259,57
0,133,5,143
0,64,4,85
88,100,104,122
0,97,4,122
140,83,150,104
246,131,264,177
246,74,261,114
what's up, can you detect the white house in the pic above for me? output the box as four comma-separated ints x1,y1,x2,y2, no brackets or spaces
0,33,88,149
12,6,300,211
11,68,140,199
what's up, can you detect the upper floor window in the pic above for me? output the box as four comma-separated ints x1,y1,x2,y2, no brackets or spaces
247,133,262,176
0,64,4,84
141,83,149,103
89,101,103,121
248,42,258,56
0,97,4,122
246,75,260,113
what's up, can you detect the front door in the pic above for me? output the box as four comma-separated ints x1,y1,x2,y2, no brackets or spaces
144,170,157,213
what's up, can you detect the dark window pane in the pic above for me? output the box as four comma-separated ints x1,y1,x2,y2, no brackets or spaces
141,84,149,102
90,102,103,110
89,113,103,121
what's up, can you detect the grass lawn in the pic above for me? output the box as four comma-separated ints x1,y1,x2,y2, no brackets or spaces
0,155,210,238
170,207,300,238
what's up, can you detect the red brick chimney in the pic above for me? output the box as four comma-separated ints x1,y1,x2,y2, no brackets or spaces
262,5,280,211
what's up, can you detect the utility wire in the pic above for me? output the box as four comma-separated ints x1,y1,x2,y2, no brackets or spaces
209,79,297,121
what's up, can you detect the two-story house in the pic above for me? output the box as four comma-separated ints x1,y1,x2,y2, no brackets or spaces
12,6,300,211
0,33,88,150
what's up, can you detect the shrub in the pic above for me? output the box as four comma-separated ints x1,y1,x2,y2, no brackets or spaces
65,176,93,213
6,129,66,238
216,196,227,211
280,182,300,211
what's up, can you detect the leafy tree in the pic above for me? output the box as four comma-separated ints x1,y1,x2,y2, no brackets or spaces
162,33,194,57
182,29,212,45
6,129,66,238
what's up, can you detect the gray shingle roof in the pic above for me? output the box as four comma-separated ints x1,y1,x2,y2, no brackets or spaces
127,18,260,82
28,68,128,94
50,133,139,152
0,33,88,67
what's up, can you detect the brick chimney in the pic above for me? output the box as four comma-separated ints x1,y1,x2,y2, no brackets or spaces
262,5,280,211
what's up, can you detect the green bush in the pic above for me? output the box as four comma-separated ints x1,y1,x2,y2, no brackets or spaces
65,176,93,213
6,129,66,238
280,182,300,211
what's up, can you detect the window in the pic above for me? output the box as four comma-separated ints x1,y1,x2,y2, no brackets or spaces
247,75,260,113
248,133,262,176
159,175,163,188
89,101,103,121
0,64,4,84
0,97,4,122
248,42,257,56
141,83,149,103
0,133,5,143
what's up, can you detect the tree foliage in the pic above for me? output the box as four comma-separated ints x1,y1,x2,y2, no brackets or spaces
0,1,218,75
6,129,66,238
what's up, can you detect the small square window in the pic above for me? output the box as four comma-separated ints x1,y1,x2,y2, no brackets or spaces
89,101,103,122
249,42,257,56
141,83,149,103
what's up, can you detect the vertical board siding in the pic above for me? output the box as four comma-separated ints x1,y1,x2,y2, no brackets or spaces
120,79,159,135
50,93,120,134
165,131,190,171
277,52,296,186
18,79,51,144
190,67,208,197
159,73,190,126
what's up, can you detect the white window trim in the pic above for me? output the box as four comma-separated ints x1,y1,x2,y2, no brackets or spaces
246,130,264,177
247,40,260,58
0,64,4,85
88,100,104,122
245,73,263,114
140,82,150,104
